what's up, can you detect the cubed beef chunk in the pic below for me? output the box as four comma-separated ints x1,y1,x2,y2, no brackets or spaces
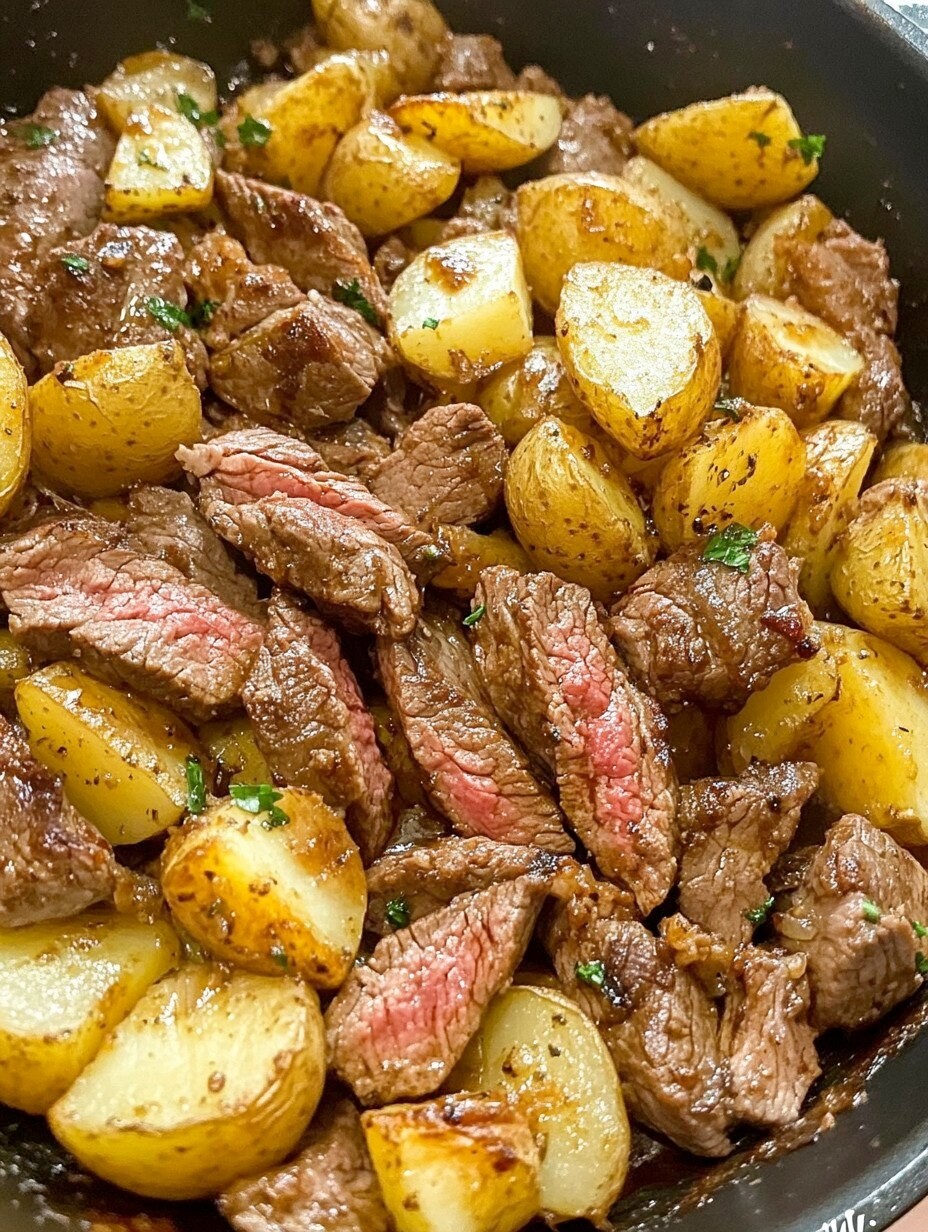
611,526,817,712
373,234,415,291
776,813,928,1031
306,419,391,481
537,94,632,176
787,219,909,440
438,176,514,242
368,403,506,528
0,88,113,369
376,603,572,852
432,35,517,91
219,1098,390,1232
720,946,820,1129
473,567,678,914
326,875,547,1104
216,172,386,317
0,517,263,721
0,715,116,926
243,591,393,863
678,762,820,946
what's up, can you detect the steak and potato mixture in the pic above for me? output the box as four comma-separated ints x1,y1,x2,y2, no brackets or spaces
0,0,925,1226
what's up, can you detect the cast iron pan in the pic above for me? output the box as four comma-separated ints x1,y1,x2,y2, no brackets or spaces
2,1,928,1228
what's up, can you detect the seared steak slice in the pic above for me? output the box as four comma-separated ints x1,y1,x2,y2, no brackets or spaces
365,835,569,934
368,403,507,529
474,567,678,914
120,486,262,620
208,293,391,431
219,1098,389,1232
432,34,517,91
776,813,928,1030
216,172,386,317
326,875,547,1104
243,591,392,863
610,526,817,713
307,419,391,481
720,946,820,1129
178,426,441,576
0,88,113,369
678,762,820,946
0,517,263,721
0,716,116,926
787,219,908,440
376,604,571,852
538,94,632,176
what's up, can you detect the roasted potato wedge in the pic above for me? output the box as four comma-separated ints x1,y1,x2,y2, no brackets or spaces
781,419,878,613
312,0,449,94
733,194,833,300
390,90,562,174
431,525,534,592
634,89,822,209
30,340,200,499
162,789,366,987
0,909,179,1114
199,714,273,790
514,172,689,315
451,984,630,1225
557,263,721,459
389,231,533,384
652,402,806,549
872,441,928,485
831,479,928,665
477,336,592,446
363,1092,541,1232
0,331,30,517
694,287,742,356
97,51,217,133
49,963,325,1200
323,110,460,236
505,417,654,600
15,661,202,845
727,294,864,427
104,104,213,223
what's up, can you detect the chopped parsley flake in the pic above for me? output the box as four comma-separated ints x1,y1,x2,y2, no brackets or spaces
188,298,219,329
269,944,289,969
918,952,928,977
788,133,826,165
701,523,759,573
238,113,272,147
861,898,882,924
185,755,207,816
145,295,192,332
748,130,771,148
913,920,928,939
575,960,607,988
695,246,718,277
744,896,775,927
385,897,411,929
332,278,380,327
60,254,90,275
17,123,58,148
137,148,168,170
186,0,211,21
176,91,220,128
463,603,486,627
230,782,290,828
714,396,744,421
722,253,741,283
422,317,439,330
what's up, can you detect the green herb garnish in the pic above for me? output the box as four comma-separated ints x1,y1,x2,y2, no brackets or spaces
714,396,744,421
137,148,168,170
176,91,219,128
695,246,718,278
230,782,289,828
913,921,928,939
269,944,289,969
787,133,826,165
721,253,741,283
186,0,211,21
188,298,219,329
701,523,759,573
60,254,90,275
332,278,380,327
575,960,607,988
237,113,272,147
861,898,882,924
744,896,775,927
422,317,439,330
185,755,207,815
385,897,411,929
747,130,771,148
917,952,928,977
463,603,486,628
17,123,58,148
145,295,192,332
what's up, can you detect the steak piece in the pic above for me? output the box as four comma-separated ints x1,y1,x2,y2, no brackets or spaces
678,762,820,946
243,591,393,863
610,526,817,713
368,403,507,529
438,176,514,243
365,835,569,934
216,171,387,317
0,715,116,926
659,913,734,1000
473,567,678,914
787,219,909,440
0,88,114,369
432,34,517,91
219,1098,390,1232
373,234,415,291
0,517,263,721
720,946,820,1128
538,94,633,176
776,813,928,1031
376,604,571,852
326,875,547,1104
208,293,391,430
119,485,262,619
307,419,391,481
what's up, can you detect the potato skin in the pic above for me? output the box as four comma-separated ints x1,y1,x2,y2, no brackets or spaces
872,441,928,485
431,525,533,593
312,0,449,94
831,479,928,666
733,194,832,300
505,417,654,601
0,332,30,517
652,402,806,549
97,50,217,133
477,336,592,446
104,105,214,223
30,340,200,498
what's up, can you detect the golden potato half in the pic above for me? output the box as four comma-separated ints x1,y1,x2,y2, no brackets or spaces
312,0,449,94
97,51,217,133
733,194,833,300
104,105,214,223
477,336,592,446
0,331,30,518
